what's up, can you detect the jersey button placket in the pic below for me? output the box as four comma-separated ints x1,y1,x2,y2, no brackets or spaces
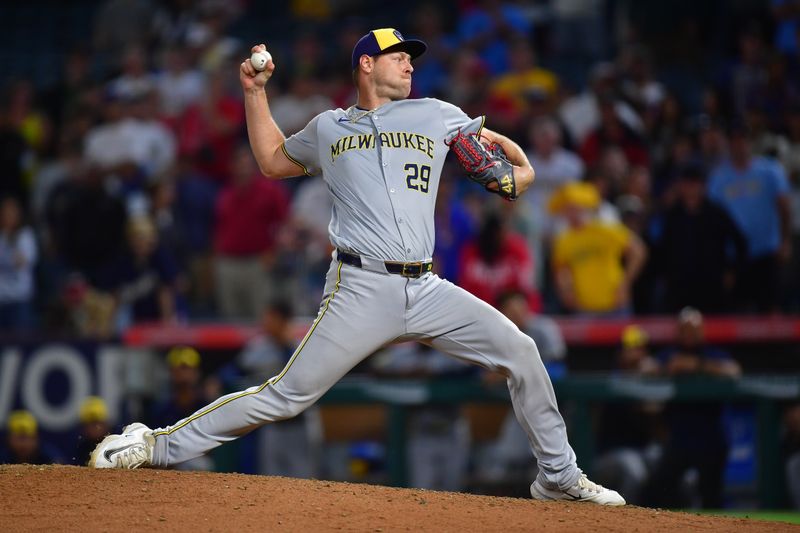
374,114,407,258
380,116,386,168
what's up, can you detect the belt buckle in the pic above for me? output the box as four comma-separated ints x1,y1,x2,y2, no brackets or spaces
401,262,422,277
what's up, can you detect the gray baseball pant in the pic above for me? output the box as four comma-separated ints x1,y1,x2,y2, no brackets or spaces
151,259,581,490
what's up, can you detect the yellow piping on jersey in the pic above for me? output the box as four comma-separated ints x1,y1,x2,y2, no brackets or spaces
281,142,312,176
268,260,342,384
152,261,344,438
476,115,486,138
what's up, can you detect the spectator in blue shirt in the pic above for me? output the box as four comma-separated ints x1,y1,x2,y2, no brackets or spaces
172,160,220,315
409,4,456,98
457,0,532,75
772,0,800,57
93,215,184,327
642,307,741,509
708,122,792,312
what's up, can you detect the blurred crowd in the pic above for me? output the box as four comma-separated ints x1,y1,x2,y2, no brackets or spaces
1,1,800,336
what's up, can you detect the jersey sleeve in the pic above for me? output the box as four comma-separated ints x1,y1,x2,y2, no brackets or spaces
437,99,486,141
282,113,323,176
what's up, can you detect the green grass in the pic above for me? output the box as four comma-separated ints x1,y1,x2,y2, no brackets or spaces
693,510,800,524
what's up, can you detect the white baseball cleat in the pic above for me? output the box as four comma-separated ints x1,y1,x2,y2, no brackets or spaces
88,422,155,469
531,474,626,506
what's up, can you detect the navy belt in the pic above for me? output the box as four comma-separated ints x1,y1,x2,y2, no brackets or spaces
336,250,433,278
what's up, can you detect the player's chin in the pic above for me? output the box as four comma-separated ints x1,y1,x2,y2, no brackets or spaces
390,84,412,101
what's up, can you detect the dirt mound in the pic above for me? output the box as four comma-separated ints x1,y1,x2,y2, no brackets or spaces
1,464,795,532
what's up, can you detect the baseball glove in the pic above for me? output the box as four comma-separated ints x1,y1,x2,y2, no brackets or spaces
446,131,517,200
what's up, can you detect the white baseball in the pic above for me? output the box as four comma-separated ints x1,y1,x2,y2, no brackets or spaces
250,50,271,71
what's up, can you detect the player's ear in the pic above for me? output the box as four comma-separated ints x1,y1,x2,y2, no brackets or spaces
359,54,374,74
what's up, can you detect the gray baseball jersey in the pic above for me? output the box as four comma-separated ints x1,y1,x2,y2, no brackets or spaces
150,97,581,492
282,98,484,261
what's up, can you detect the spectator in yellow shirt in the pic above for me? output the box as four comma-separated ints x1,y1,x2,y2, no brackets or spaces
549,182,647,315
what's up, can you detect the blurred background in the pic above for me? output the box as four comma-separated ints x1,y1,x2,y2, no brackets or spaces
1,0,799,517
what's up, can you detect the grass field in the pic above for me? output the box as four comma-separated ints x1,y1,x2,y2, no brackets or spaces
696,510,800,525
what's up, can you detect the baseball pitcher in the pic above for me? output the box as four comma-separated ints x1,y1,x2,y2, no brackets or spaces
90,28,624,505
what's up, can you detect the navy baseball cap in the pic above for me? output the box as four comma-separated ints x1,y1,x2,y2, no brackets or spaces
351,28,427,70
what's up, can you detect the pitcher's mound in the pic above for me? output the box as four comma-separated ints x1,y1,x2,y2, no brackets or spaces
0,464,793,532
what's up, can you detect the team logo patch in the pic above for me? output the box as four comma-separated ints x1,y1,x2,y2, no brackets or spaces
393,30,403,40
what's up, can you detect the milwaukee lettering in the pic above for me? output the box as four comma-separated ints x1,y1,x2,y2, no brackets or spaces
330,132,435,161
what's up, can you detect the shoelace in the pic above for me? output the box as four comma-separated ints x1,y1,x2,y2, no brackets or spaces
114,445,149,469
577,475,605,494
